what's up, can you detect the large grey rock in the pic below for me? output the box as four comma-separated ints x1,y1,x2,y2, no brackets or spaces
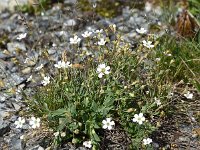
3,73,25,89
64,0,77,4
64,19,77,27
0,93,11,102
0,112,10,137
7,42,26,54
9,135,23,150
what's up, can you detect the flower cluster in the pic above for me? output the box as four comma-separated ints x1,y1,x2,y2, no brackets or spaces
82,31,92,38
54,131,66,137
136,28,147,34
54,61,72,69
17,33,27,40
184,91,193,99
143,138,152,145
69,28,105,45
29,23,162,149
70,35,81,44
142,40,154,49
14,116,40,129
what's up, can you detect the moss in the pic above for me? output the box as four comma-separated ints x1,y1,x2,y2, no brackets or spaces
18,0,145,18
0,35,9,49
78,0,145,18
17,0,64,15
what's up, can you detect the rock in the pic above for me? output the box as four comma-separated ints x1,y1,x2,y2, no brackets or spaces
128,16,146,26
0,116,10,136
10,66,18,73
22,67,32,74
0,0,28,12
0,12,10,19
9,135,23,150
122,6,132,17
64,0,77,5
76,147,87,150
0,93,11,102
118,25,129,32
0,60,6,70
47,48,57,55
7,42,26,54
64,19,77,27
12,102,21,111
3,73,25,89
0,51,11,59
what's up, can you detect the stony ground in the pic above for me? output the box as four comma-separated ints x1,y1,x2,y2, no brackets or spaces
0,1,199,150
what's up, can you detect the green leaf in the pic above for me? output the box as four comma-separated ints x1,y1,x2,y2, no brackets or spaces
91,101,98,111
91,129,100,142
51,108,67,117
103,96,114,107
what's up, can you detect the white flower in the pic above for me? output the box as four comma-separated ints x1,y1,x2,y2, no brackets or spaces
83,141,92,148
97,63,110,78
102,118,115,130
59,31,65,36
54,61,71,69
70,35,81,44
54,131,60,137
29,117,40,129
24,58,29,64
17,33,27,40
143,138,152,145
61,132,66,137
26,75,32,82
145,2,152,12
14,117,25,128
93,3,97,8
95,29,103,33
184,91,193,99
132,113,145,125
35,64,44,71
82,31,92,38
41,76,50,86
142,40,154,49
98,38,106,46
154,97,161,106
155,58,161,62
167,53,172,56
20,135,24,140
52,43,57,47
136,28,147,34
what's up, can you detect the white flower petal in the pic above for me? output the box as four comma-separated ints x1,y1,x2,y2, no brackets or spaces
110,121,115,126
104,70,110,75
106,118,111,122
98,73,104,78
107,125,112,130
102,124,108,129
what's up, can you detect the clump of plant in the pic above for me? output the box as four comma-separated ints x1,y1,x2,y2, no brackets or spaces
17,0,64,15
188,0,200,21
22,25,181,149
77,0,145,18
